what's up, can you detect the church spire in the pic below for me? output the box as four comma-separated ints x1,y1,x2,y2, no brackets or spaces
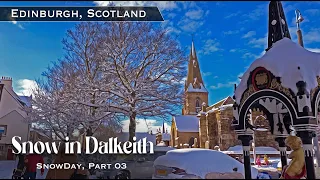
185,38,206,91
266,1,291,51
162,120,165,134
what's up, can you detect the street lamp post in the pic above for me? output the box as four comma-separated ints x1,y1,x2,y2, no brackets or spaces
295,9,304,47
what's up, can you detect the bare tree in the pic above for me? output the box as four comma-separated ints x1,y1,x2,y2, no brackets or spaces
27,22,121,139
99,22,186,142
28,22,186,143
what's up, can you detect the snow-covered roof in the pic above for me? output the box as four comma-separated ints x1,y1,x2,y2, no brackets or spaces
117,132,156,143
30,128,51,139
235,38,320,104
173,115,199,132
154,148,258,179
219,104,234,111
186,83,208,93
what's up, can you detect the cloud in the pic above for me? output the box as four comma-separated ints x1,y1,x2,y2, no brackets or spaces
9,21,24,29
307,48,320,53
121,118,171,133
178,17,204,33
229,49,237,53
229,48,247,53
247,34,268,48
242,52,258,59
242,31,256,38
223,30,239,35
15,79,38,96
94,1,179,11
199,39,221,55
305,9,320,16
210,81,237,89
202,72,212,77
303,28,320,44
167,13,176,18
242,4,267,21
185,9,204,20
225,11,241,19
207,31,212,36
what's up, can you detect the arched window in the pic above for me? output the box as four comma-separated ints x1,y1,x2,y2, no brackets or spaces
195,97,201,113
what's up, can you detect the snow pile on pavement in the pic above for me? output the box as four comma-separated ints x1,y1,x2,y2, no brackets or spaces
235,38,320,104
227,145,242,151
154,146,175,152
154,148,259,179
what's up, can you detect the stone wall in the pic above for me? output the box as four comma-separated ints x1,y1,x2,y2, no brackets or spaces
251,110,278,149
218,108,240,150
177,131,199,148
199,113,208,148
207,112,219,149
183,92,208,115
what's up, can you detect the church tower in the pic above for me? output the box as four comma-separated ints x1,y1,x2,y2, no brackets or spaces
182,40,208,115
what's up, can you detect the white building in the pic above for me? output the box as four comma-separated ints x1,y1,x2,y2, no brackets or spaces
0,77,31,160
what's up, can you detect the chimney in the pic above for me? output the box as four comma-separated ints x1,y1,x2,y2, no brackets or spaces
1,76,13,88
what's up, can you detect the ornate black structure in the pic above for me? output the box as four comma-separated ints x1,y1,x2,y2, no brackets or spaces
232,2,319,179
266,1,291,51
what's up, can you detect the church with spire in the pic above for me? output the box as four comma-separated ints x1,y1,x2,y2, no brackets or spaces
183,40,208,115
170,1,295,150
170,39,239,149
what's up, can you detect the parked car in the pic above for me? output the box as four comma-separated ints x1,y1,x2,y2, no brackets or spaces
152,148,259,179
104,146,175,179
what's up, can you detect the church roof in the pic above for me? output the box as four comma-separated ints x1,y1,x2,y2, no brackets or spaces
185,40,208,93
173,115,199,132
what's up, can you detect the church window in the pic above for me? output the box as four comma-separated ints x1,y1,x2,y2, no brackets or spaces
196,97,201,113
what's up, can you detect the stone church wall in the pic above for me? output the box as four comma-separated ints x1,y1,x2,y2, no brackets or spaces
251,110,278,150
177,131,199,147
218,108,240,150
207,112,218,149
184,92,208,115
205,108,278,151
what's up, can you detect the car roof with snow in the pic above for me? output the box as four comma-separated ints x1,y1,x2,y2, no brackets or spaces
154,148,258,179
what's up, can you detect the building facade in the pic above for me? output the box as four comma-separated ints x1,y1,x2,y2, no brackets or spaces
170,41,277,151
0,77,31,160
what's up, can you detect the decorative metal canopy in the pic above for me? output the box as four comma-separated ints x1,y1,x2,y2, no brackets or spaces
266,1,291,51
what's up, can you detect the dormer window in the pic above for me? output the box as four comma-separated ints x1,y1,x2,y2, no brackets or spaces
196,97,201,113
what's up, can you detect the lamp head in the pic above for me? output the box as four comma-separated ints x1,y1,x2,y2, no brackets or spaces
297,14,304,23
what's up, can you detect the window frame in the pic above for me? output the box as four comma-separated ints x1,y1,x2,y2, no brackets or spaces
0,125,7,136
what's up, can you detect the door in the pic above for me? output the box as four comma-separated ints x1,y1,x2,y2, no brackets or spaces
7,148,14,160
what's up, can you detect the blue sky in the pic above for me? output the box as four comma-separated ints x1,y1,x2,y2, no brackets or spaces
1,1,320,131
